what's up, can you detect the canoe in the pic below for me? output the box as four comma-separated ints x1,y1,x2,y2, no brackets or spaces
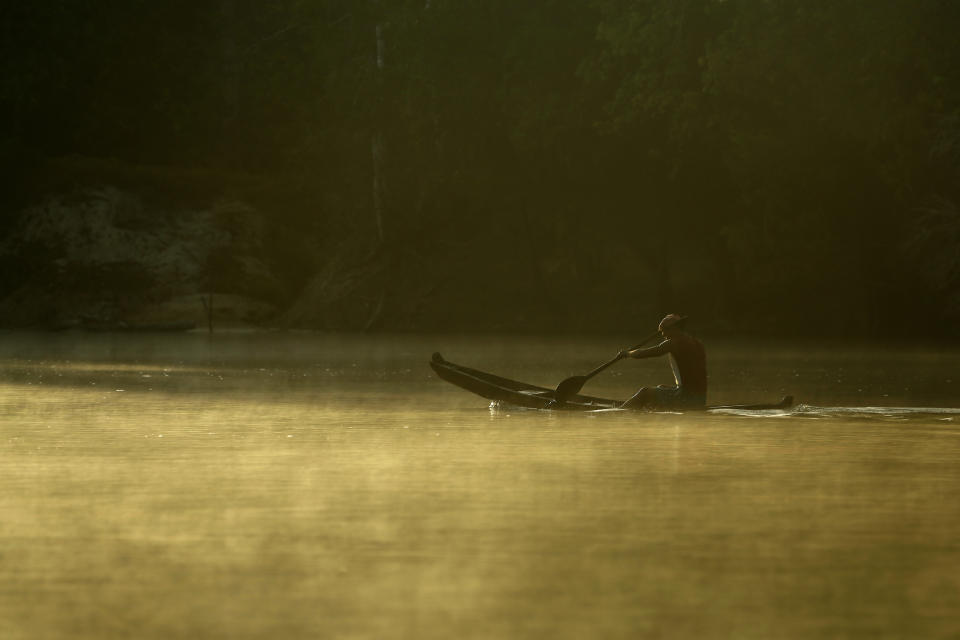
429,352,794,412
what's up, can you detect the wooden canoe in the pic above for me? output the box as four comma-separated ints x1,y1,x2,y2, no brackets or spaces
429,352,794,412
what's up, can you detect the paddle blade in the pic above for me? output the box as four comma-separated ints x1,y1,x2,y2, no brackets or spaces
554,375,587,402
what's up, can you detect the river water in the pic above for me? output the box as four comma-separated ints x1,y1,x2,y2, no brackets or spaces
0,332,957,639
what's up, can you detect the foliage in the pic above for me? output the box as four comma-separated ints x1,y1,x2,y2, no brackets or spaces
2,0,959,336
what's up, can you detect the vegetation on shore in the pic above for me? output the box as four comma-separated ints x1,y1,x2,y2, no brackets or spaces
2,1,958,338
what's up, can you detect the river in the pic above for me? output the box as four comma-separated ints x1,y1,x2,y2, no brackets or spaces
0,331,957,639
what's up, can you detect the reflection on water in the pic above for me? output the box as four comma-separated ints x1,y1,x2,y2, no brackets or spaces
0,332,958,639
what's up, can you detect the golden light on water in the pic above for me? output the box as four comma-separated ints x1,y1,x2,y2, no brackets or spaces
0,333,958,638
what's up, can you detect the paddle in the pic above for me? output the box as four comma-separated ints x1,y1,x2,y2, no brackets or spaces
553,330,662,402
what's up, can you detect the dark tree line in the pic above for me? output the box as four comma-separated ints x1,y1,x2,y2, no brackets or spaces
2,1,959,336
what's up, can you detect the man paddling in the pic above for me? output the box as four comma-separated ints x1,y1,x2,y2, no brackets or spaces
619,314,707,409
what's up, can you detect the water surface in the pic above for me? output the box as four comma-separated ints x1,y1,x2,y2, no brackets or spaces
0,332,957,639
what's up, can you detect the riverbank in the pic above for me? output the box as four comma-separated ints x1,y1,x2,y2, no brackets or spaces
1,176,956,339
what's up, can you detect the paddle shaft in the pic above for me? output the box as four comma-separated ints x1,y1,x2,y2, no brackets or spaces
579,329,661,382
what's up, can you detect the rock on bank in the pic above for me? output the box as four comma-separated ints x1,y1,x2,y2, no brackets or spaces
0,188,282,330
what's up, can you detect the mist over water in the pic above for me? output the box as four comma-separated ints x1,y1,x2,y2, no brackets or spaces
0,332,958,639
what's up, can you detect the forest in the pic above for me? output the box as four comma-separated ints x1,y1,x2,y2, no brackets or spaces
1,0,958,338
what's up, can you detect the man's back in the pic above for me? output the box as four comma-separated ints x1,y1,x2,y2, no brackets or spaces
664,334,707,396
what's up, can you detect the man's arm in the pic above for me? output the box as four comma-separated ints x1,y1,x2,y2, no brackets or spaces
620,339,671,360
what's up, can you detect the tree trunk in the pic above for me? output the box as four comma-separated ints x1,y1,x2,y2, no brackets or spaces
371,21,386,245
219,0,239,131
655,250,674,313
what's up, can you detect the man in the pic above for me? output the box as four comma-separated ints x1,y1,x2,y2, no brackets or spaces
619,314,707,410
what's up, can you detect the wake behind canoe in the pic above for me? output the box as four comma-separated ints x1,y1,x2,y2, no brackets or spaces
429,352,793,412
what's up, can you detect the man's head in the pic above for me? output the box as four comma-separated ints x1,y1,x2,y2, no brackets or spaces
658,314,688,336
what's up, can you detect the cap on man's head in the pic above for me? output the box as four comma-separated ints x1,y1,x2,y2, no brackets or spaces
658,314,688,332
